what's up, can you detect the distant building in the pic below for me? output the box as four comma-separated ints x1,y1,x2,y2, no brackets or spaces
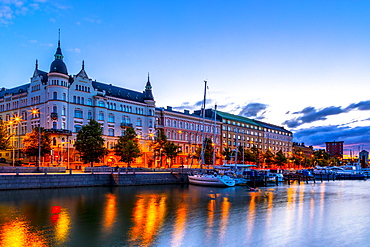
325,141,344,159
292,142,314,158
194,109,293,159
359,150,369,168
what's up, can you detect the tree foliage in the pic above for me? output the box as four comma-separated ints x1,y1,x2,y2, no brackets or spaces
114,127,142,167
22,127,52,160
274,150,287,167
163,141,180,167
150,129,167,167
74,119,108,166
222,147,234,162
0,120,11,150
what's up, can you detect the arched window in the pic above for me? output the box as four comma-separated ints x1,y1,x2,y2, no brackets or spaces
81,97,84,105
62,93,66,101
136,118,142,127
73,96,76,103
62,122,66,130
108,114,114,123
74,109,83,118
62,107,66,116
87,98,92,106
53,92,57,100
53,122,57,130
87,111,92,119
98,112,104,120
149,120,153,128
77,97,80,104
52,106,57,113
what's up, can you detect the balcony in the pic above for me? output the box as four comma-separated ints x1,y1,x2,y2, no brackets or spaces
45,129,72,136
120,122,133,128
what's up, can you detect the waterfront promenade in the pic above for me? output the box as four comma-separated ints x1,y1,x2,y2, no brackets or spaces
0,167,188,190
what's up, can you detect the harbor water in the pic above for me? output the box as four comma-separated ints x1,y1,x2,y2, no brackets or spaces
0,180,369,247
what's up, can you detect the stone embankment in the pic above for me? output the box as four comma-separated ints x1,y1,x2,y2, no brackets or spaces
0,167,188,190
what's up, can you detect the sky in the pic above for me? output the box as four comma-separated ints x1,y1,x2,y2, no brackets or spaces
0,0,370,156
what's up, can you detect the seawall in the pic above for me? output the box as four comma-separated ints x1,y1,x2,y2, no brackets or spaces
0,172,187,190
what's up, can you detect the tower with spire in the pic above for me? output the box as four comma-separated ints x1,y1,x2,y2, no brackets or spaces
143,73,155,105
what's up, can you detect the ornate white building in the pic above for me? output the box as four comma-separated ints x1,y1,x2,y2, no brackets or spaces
0,39,156,167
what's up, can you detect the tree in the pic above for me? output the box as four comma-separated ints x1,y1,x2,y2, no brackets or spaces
74,119,108,167
163,141,180,167
114,127,142,167
150,129,168,167
263,150,275,168
195,138,214,166
275,150,287,168
0,120,11,150
222,146,234,164
22,127,52,164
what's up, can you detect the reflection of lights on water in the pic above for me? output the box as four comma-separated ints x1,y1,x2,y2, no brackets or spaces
219,197,230,244
205,199,216,240
53,208,71,244
171,202,187,247
102,193,117,234
129,194,167,246
0,217,47,247
246,193,257,241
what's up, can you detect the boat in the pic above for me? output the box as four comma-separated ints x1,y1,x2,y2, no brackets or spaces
188,173,236,187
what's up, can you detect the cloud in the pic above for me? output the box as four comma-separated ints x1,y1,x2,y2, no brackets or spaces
238,102,268,119
66,48,81,53
284,100,370,128
293,125,370,153
0,0,48,25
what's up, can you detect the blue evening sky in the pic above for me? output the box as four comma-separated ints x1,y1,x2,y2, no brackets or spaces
1,0,370,155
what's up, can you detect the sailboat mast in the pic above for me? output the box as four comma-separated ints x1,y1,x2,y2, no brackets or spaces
213,104,217,166
200,80,207,168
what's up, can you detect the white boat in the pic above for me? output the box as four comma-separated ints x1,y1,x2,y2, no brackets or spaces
188,174,236,187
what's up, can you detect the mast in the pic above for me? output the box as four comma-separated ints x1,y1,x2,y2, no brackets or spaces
213,104,217,166
200,80,207,169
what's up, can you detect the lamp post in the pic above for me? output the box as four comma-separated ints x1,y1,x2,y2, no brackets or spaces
31,109,41,167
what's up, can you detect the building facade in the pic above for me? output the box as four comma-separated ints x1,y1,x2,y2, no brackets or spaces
155,106,221,167
0,40,156,168
325,141,344,159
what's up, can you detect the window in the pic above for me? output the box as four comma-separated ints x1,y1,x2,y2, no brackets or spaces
87,111,92,120
108,129,114,136
53,122,57,129
98,101,105,107
108,114,114,123
87,98,92,106
73,96,76,103
52,106,57,113
74,125,82,132
136,118,142,127
62,93,66,101
98,112,104,121
74,109,83,118
62,107,66,116
62,122,66,130
53,92,57,100
81,97,84,105
149,120,153,128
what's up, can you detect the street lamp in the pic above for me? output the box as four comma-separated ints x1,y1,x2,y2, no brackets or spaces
31,109,41,167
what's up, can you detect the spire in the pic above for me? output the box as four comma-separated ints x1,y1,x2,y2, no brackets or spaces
35,59,38,70
49,29,68,74
143,72,154,101
76,60,88,79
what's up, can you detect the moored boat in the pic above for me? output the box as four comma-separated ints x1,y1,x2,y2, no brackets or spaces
188,174,236,187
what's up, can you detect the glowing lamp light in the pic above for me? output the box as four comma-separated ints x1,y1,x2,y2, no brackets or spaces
51,206,61,214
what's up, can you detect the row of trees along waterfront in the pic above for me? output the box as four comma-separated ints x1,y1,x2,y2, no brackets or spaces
0,119,346,168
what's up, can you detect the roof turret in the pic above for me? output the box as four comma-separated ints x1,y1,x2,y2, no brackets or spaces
49,30,68,75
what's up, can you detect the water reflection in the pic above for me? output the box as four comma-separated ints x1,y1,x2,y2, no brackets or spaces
0,182,370,246
129,194,167,246
0,215,47,247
